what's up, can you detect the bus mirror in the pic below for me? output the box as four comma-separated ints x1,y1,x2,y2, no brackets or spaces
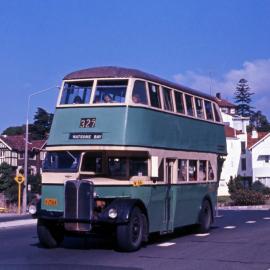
151,156,158,178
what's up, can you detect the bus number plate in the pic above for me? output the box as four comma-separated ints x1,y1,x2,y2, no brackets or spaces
44,198,58,206
80,118,96,128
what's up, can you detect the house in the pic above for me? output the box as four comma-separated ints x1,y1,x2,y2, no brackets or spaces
215,93,252,196
248,130,270,187
0,134,46,175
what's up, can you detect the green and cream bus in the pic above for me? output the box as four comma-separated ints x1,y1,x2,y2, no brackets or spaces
35,66,226,251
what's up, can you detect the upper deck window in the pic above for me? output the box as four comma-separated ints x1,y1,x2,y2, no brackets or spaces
213,104,221,122
132,80,148,105
148,83,161,109
162,87,173,112
93,80,127,104
60,81,93,105
204,101,214,121
185,94,194,116
174,91,185,114
195,97,205,119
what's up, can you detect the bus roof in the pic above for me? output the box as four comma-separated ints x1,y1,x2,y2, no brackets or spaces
64,66,216,102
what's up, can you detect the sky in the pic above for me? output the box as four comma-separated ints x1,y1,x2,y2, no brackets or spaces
1,0,270,132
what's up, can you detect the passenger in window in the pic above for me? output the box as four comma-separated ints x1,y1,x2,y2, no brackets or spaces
132,94,141,104
73,96,83,104
103,94,113,103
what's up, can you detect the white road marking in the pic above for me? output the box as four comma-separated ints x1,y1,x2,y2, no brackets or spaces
245,220,256,224
0,219,37,229
195,233,210,237
263,217,270,220
157,242,176,247
224,226,236,229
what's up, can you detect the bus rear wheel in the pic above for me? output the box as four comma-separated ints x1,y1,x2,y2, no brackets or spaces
37,219,64,248
198,200,212,233
116,207,144,252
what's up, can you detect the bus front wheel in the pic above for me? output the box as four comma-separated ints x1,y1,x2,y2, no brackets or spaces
198,200,212,233
37,219,64,248
116,207,144,252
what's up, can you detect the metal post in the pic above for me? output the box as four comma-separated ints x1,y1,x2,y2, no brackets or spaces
22,86,59,214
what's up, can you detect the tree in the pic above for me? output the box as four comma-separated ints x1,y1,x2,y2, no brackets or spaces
29,107,54,140
2,126,25,136
249,110,270,131
0,162,18,202
234,78,254,117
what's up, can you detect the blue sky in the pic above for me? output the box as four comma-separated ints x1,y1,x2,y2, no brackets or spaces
1,0,270,132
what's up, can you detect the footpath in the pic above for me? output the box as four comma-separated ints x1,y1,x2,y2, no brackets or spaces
0,205,269,229
0,213,36,229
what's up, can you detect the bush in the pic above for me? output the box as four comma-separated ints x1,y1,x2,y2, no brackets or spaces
251,181,270,195
227,175,244,195
231,190,265,206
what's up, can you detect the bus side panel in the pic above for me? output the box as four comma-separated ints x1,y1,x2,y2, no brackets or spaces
41,184,65,212
126,107,226,154
146,185,167,233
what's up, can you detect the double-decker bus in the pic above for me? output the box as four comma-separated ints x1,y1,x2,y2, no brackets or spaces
35,66,226,251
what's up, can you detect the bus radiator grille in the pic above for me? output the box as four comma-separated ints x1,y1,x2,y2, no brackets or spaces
64,180,94,231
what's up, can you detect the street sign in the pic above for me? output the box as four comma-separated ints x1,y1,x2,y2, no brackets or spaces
14,174,25,184
14,174,25,214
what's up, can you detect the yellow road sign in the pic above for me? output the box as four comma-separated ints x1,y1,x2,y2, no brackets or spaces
14,174,25,184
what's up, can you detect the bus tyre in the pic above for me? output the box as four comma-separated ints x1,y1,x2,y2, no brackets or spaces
37,219,64,248
116,207,144,252
198,200,212,233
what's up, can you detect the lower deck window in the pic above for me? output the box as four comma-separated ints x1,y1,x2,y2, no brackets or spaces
208,162,214,180
199,160,207,181
81,152,102,173
108,157,127,177
189,160,197,181
129,158,148,176
43,151,81,172
178,159,187,181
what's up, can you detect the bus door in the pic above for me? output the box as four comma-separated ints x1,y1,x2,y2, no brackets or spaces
162,158,176,233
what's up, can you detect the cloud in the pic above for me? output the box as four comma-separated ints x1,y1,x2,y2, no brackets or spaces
173,58,270,118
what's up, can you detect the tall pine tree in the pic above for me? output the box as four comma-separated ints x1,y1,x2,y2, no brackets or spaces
234,78,254,117
29,107,54,140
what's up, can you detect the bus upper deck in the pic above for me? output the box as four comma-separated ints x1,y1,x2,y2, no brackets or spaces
47,66,226,155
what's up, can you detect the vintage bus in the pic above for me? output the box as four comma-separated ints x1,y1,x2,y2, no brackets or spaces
35,66,226,251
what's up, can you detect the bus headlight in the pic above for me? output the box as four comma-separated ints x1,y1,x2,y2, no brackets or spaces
29,204,37,215
108,208,118,219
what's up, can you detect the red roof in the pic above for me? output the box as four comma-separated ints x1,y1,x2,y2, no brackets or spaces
0,135,46,152
225,126,237,138
247,131,269,149
215,97,236,108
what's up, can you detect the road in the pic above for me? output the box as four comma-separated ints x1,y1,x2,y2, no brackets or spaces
0,210,270,270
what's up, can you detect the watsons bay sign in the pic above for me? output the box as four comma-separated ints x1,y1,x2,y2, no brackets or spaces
69,132,103,140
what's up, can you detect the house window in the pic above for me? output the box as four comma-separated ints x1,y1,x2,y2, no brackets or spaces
265,156,270,163
241,142,246,154
18,153,24,159
29,152,36,160
241,158,246,171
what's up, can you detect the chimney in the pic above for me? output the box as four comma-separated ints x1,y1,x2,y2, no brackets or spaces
251,128,258,139
216,93,221,99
